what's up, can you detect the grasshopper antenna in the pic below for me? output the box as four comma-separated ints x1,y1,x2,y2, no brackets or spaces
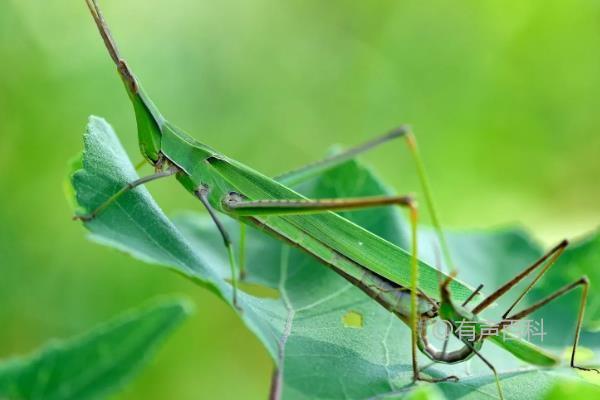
85,0,138,93
85,0,120,65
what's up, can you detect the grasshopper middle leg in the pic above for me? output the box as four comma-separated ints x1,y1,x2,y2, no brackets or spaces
195,186,242,311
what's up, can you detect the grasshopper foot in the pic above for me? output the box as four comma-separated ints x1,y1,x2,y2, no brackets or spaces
574,366,600,374
415,374,459,383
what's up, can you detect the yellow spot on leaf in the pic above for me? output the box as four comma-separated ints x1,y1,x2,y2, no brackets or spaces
342,310,364,329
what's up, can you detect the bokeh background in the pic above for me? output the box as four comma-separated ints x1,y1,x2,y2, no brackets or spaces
1,0,599,398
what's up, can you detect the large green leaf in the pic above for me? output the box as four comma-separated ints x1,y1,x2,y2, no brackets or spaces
67,117,599,399
0,297,192,400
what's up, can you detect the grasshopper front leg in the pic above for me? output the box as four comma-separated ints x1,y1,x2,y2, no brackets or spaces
73,165,179,222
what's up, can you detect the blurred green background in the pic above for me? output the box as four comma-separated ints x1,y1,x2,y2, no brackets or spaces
1,0,599,398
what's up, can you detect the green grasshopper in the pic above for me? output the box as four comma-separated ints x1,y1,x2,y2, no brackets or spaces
78,1,598,398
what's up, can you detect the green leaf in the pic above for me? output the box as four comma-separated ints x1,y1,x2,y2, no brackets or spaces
542,378,600,400
68,117,599,399
0,297,192,400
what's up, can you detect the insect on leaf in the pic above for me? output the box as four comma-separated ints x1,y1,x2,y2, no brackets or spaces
67,118,600,399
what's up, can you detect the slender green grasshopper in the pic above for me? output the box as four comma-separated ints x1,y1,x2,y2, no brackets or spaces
77,1,598,398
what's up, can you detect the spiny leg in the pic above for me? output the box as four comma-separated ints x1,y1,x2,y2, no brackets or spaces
472,240,568,315
223,193,417,216
495,276,599,373
196,186,241,310
73,166,179,222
